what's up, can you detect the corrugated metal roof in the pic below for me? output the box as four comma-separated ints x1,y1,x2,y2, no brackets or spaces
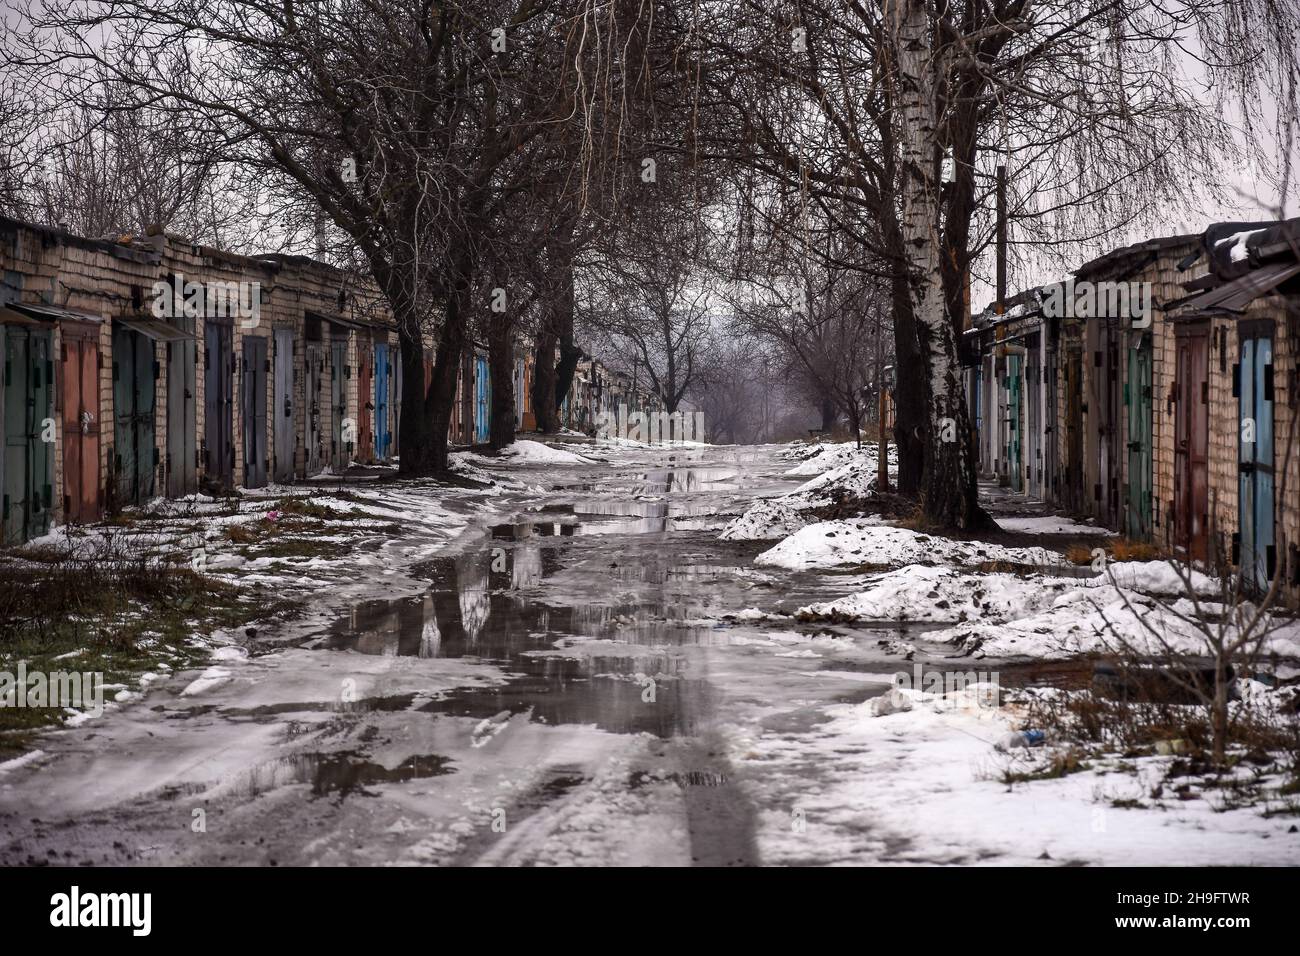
4,302,104,324
115,316,198,342
1074,234,1199,278
1179,261,1300,313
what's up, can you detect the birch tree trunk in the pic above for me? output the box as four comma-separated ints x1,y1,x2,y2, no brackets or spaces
888,0,992,531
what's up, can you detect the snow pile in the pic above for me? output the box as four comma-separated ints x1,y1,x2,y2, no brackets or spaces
719,498,809,541
783,440,896,479
789,457,879,502
797,565,1080,623
774,440,828,463
740,681,1300,866
720,443,893,540
932,583,1268,659
1099,560,1219,597
783,442,866,477
995,515,1115,536
754,521,1060,571
497,440,595,465
794,556,1270,658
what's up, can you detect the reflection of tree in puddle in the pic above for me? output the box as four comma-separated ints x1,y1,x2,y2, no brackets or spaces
511,541,543,590
456,549,491,645
326,535,736,738
573,499,718,535
637,468,738,495
568,602,725,646
241,750,453,801
348,604,401,656
418,593,440,659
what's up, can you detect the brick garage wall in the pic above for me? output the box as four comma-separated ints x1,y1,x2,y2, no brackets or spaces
259,256,390,479
1073,240,1199,533
153,242,392,487
1202,300,1299,609
0,220,163,524
1152,297,1178,546
2,218,398,514
1278,304,1300,609
1054,320,1084,510
1207,315,1237,563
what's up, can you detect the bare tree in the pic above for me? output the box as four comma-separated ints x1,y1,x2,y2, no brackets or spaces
691,0,1299,529
8,1,670,472
582,196,715,414
724,212,890,446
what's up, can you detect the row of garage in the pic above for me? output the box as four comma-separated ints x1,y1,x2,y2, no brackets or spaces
966,217,1300,606
0,216,667,546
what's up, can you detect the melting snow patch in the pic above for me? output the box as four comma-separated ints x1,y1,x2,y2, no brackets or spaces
798,565,1080,623
1098,560,1219,597
789,458,879,502
783,442,881,477
995,515,1115,536
0,749,46,775
179,667,233,697
719,498,808,540
755,521,1059,571
497,440,595,465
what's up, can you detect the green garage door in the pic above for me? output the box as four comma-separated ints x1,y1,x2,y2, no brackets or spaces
3,324,54,544
112,322,158,506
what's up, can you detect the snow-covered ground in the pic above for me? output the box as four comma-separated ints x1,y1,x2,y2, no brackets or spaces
755,521,1063,570
730,683,1300,865
722,441,895,540
1,438,1296,867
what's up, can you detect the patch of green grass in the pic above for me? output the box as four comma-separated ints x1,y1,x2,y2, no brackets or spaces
0,545,296,757
275,497,351,520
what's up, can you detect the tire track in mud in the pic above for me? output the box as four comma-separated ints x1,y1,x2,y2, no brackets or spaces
668,733,760,867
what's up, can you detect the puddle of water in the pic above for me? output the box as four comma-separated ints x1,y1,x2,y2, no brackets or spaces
635,468,740,494
415,661,715,737
490,520,577,539
550,466,740,497
318,526,795,736
314,467,995,747
572,499,725,535
242,750,453,800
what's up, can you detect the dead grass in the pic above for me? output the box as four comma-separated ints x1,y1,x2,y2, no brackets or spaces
1001,747,1091,783
1066,537,1166,565
1009,686,1300,809
0,534,295,754
1111,538,1164,561
275,496,350,520
223,522,269,545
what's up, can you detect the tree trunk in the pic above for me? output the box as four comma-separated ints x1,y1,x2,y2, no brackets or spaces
818,396,834,433
538,220,579,432
532,327,559,433
555,338,582,416
1212,654,1230,765
555,287,582,422
396,322,434,475
424,254,472,473
488,313,516,450
890,246,926,494
890,0,993,532
531,261,581,433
